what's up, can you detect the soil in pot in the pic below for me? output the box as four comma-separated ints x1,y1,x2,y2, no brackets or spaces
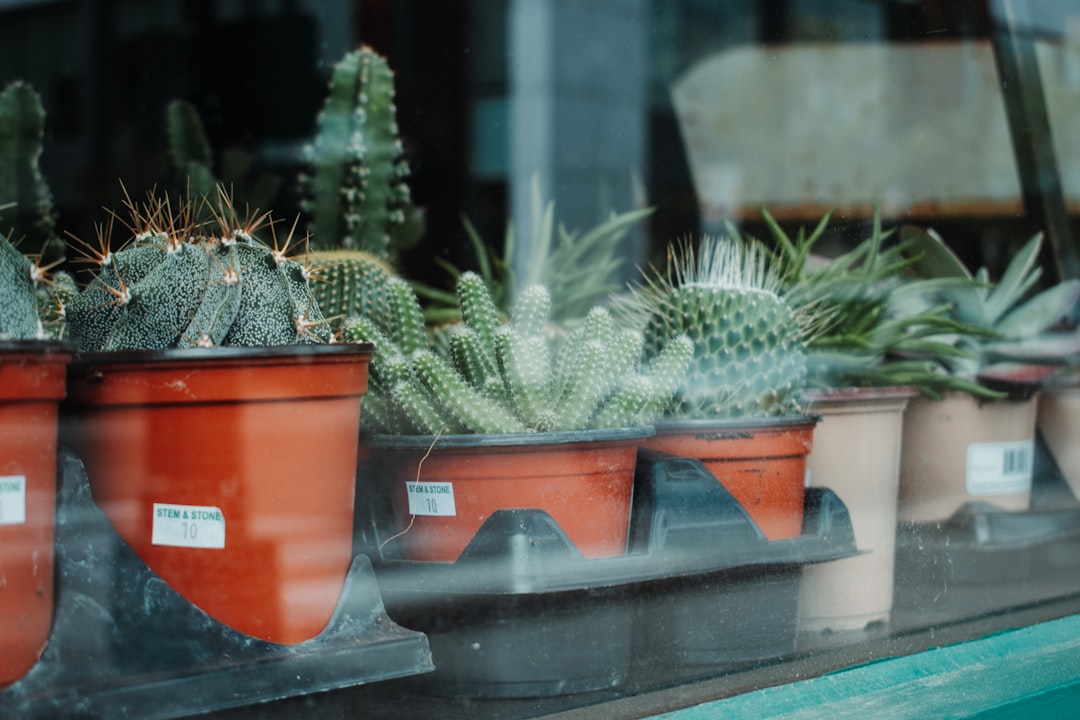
64,344,372,645
0,342,72,687
371,427,650,563
640,416,817,540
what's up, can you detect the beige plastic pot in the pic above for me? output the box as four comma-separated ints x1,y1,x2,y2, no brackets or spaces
797,386,915,635
898,391,1039,524
1037,374,1080,499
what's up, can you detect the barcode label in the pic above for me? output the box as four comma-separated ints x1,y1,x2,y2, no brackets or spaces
966,440,1034,495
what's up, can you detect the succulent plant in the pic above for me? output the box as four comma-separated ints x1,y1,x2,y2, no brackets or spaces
753,208,1003,398
302,248,397,333
65,187,332,352
897,226,1080,381
416,175,653,325
298,46,416,257
342,271,693,435
0,81,63,265
621,235,812,419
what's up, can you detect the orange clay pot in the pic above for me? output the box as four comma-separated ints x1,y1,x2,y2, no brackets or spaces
641,416,817,540
371,427,652,563
64,344,372,645
0,341,72,688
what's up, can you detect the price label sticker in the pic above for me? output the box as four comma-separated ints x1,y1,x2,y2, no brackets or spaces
967,440,1034,495
0,476,26,526
152,503,226,549
406,482,457,516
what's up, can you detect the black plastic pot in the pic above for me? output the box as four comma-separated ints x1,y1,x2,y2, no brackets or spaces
362,449,858,698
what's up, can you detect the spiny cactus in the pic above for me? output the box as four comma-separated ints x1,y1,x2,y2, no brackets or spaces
623,236,810,419
342,271,693,434
0,81,63,265
298,46,413,257
65,187,332,352
301,249,396,332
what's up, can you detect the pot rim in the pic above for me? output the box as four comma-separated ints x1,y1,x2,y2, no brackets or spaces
71,342,375,367
369,424,655,450
653,414,819,433
0,338,75,354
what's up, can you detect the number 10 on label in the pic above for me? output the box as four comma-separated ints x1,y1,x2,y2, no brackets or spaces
406,482,456,516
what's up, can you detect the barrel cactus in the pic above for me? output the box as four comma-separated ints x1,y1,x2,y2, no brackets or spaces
342,271,693,435
0,231,50,340
624,236,810,419
65,188,332,352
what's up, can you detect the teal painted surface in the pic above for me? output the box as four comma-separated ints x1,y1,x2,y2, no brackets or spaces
651,614,1080,720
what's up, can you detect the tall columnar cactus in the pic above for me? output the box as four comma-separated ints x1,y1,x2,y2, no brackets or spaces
65,188,332,352
0,81,62,264
625,236,810,419
342,271,694,435
165,99,218,203
298,46,412,257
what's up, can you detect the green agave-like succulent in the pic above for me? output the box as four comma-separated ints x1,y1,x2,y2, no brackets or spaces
622,235,810,419
897,226,1080,381
343,271,693,434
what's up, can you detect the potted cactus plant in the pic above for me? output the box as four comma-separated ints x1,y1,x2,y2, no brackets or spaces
619,234,819,540
344,272,692,563
895,226,1080,523
0,79,75,688
61,186,375,645
0,230,72,687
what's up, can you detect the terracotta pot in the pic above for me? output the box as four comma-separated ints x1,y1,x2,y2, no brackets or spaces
1037,374,1080,499
65,344,373,644
0,341,72,688
640,416,818,540
898,391,1039,524
371,427,651,563
797,386,915,634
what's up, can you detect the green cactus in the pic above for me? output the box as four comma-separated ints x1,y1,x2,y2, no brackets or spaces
0,231,45,340
0,81,63,265
165,99,218,203
303,249,395,332
341,271,693,435
625,235,810,419
298,46,413,257
65,187,332,352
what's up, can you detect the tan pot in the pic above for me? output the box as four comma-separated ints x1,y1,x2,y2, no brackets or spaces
898,392,1039,524
1037,376,1080,499
797,386,915,635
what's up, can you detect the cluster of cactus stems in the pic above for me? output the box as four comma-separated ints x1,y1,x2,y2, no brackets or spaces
298,46,412,257
0,81,64,265
65,186,333,352
342,271,694,435
623,235,811,419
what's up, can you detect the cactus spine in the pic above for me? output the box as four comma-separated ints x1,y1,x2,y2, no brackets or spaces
0,81,63,264
299,46,411,256
342,271,693,435
65,187,333,352
628,236,809,419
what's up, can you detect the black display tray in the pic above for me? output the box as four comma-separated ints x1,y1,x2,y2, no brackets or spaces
0,452,433,720
361,450,859,698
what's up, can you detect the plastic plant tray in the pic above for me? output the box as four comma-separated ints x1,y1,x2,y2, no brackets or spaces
363,450,859,698
0,452,433,720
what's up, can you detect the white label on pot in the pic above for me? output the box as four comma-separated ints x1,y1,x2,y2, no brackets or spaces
151,503,226,549
966,440,1034,495
0,476,26,525
406,482,457,516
